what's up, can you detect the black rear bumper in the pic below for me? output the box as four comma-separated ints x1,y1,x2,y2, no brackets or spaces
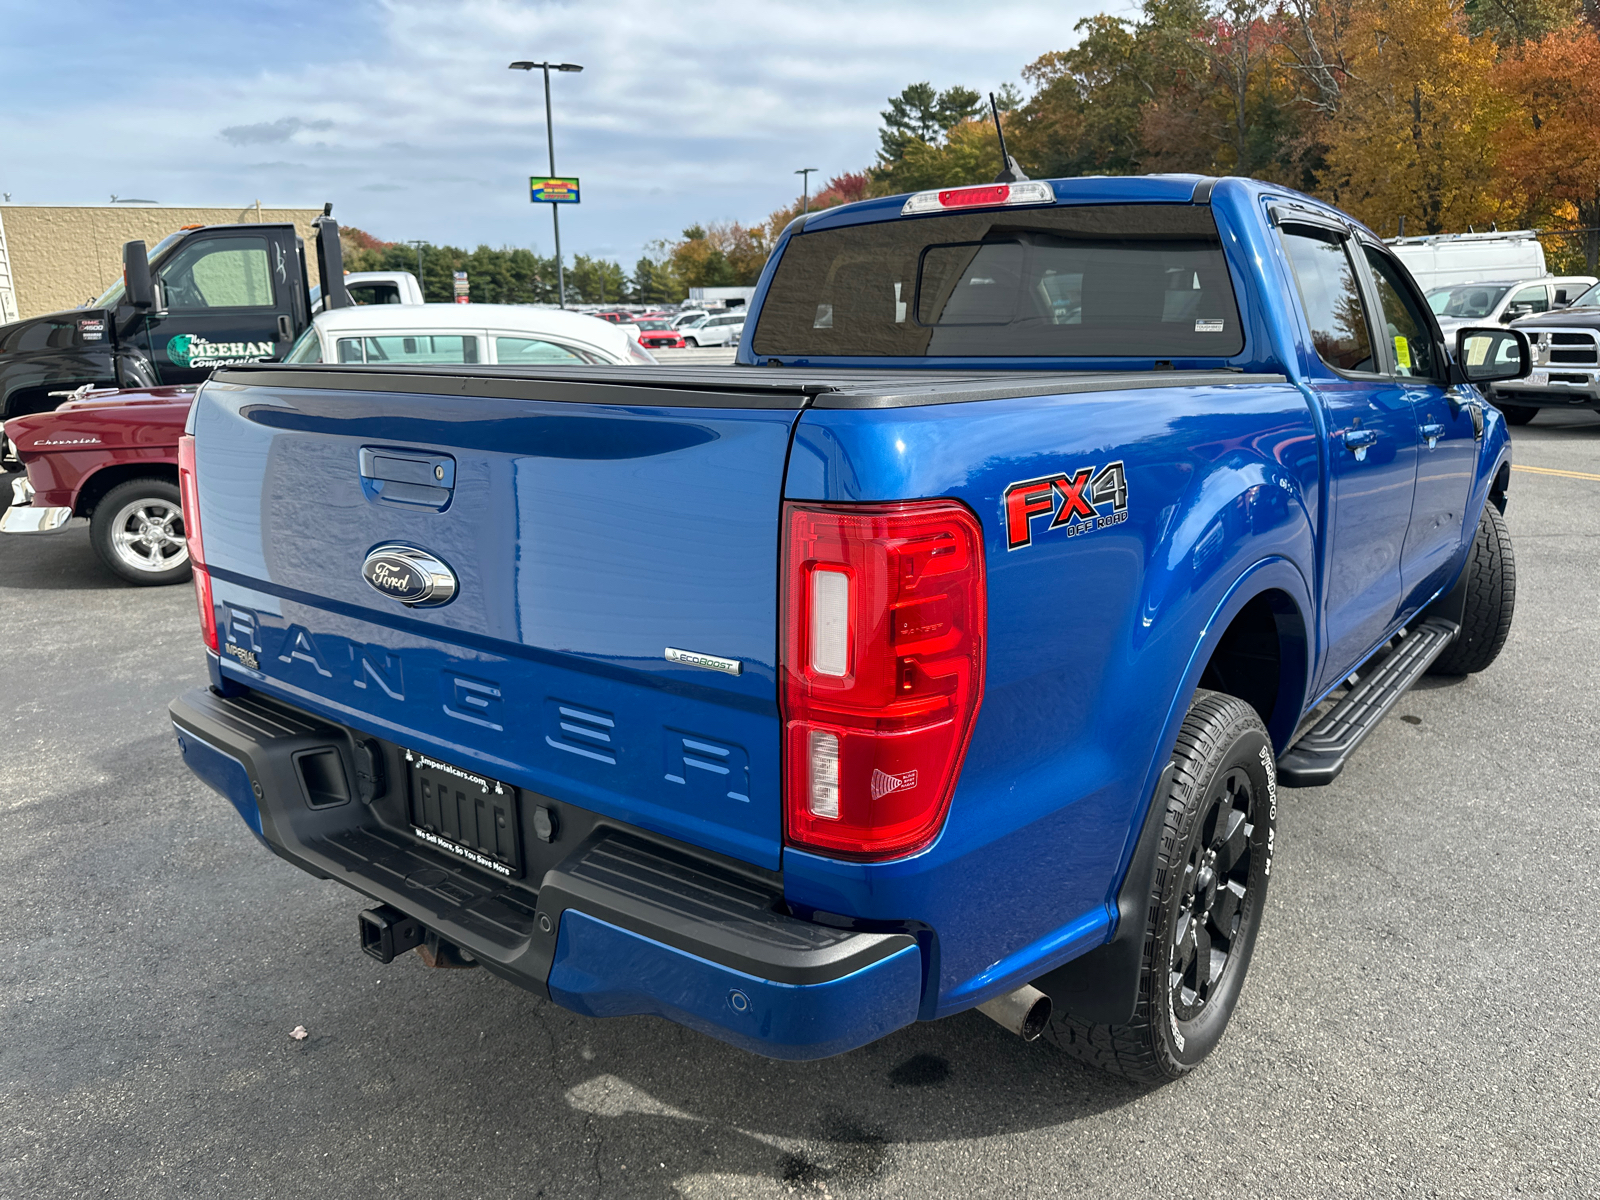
169,685,923,1059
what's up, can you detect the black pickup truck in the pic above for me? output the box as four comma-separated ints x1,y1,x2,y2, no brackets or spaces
0,208,349,429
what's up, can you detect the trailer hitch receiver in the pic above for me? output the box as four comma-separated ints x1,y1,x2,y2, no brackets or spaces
358,905,423,964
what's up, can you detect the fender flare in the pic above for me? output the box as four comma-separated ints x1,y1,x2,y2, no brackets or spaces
1040,555,1312,1025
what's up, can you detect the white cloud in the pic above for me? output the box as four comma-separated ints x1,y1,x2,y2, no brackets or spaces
1,0,1106,265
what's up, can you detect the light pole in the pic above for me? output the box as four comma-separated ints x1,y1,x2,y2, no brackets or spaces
407,240,426,295
795,167,819,214
510,60,583,308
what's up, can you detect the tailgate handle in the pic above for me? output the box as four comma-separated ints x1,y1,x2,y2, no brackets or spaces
359,447,455,510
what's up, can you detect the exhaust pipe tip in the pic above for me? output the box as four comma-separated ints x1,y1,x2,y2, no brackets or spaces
976,983,1052,1042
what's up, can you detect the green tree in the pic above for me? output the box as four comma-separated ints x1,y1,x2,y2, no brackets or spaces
567,255,630,304
632,242,686,303
878,82,984,158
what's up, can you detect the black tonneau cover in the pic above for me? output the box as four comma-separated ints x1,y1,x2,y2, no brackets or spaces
212,363,1287,411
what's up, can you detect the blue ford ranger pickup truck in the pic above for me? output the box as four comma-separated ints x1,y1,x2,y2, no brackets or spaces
169,175,1528,1082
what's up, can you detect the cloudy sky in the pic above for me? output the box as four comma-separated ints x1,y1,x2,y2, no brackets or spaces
2,0,1110,267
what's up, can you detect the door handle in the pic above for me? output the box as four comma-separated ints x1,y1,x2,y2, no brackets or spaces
1341,427,1378,461
277,314,293,343
358,447,455,510
1420,421,1445,450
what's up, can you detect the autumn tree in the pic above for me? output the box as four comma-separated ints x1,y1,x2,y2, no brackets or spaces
1007,0,1212,178
1139,0,1320,183
667,222,773,288
1320,0,1512,234
1495,24,1600,269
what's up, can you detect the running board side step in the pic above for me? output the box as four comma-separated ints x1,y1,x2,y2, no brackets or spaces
1278,617,1460,788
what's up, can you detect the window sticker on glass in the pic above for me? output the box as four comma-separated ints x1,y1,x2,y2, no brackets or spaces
1195,319,1225,332
1393,336,1412,370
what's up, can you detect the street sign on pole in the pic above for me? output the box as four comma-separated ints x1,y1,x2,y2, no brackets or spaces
530,177,581,203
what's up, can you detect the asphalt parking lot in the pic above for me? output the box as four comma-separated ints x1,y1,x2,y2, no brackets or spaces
2,410,1597,1199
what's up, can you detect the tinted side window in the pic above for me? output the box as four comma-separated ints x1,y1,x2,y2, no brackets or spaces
1363,247,1438,380
335,334,479,364
1510,285,1549,315
158,236,275,310
1281,228,1374,373
495,336,588,364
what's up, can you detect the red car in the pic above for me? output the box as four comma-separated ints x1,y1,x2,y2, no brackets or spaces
2,384,194,585
634,319,687,350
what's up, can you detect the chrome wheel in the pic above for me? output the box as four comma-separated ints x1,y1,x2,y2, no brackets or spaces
107,496,188,575
1170,767,1256,1021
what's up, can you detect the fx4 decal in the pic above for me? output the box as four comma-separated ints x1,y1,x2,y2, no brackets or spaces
1003,461,1129,550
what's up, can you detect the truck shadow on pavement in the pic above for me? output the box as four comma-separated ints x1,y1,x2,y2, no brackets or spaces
338,948,1156,1197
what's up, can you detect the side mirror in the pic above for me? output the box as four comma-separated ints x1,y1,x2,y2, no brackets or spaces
1555,289,1570,306
122,241,156,309
1453,327,1531,385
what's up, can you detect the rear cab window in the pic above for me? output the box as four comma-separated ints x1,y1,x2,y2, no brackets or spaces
752,204,1244,358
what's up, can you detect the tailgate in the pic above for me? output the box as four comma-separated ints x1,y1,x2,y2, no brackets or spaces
192,368,808,869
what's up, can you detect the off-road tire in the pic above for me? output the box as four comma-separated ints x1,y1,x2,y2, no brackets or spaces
1497,402,1536,426
1041,690,1276,1084
89,476,191,586
1428,505,1515,676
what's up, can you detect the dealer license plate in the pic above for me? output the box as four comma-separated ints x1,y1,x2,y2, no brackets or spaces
406,751,521,877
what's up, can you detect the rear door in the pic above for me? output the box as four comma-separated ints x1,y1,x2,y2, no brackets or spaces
192,370,803,869
1358,243,1479,615
143,229,300,383
1278,221,1419,691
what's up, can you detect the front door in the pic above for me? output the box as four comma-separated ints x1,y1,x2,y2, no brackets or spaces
1277,221,1420,694
1360,244,1480,616
141,230,298,384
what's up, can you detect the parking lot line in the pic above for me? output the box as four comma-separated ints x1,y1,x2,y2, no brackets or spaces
1512,464,1600,482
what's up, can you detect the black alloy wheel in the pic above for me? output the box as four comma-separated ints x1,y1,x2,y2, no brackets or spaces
1041,690,1276,1083
1170,765,1257,1022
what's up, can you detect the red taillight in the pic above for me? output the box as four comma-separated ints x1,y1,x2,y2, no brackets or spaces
178,434,217,654
781,500,987,860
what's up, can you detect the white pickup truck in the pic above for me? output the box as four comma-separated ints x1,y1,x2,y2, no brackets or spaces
311,270,425,313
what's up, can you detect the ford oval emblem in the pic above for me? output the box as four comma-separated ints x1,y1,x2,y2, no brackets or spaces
361,544,458,608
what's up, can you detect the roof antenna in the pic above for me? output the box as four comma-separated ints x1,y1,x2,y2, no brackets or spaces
989,93,1027,183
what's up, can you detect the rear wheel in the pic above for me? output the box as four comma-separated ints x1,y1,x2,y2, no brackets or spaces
90,477,190,586
1428,505,1515,676
1042,691,1276,1083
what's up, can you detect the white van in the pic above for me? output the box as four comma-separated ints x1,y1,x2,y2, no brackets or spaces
1387,231,1545,292
284,303,657,367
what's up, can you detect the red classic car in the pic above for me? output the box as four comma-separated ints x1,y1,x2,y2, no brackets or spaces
2,384,194,584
